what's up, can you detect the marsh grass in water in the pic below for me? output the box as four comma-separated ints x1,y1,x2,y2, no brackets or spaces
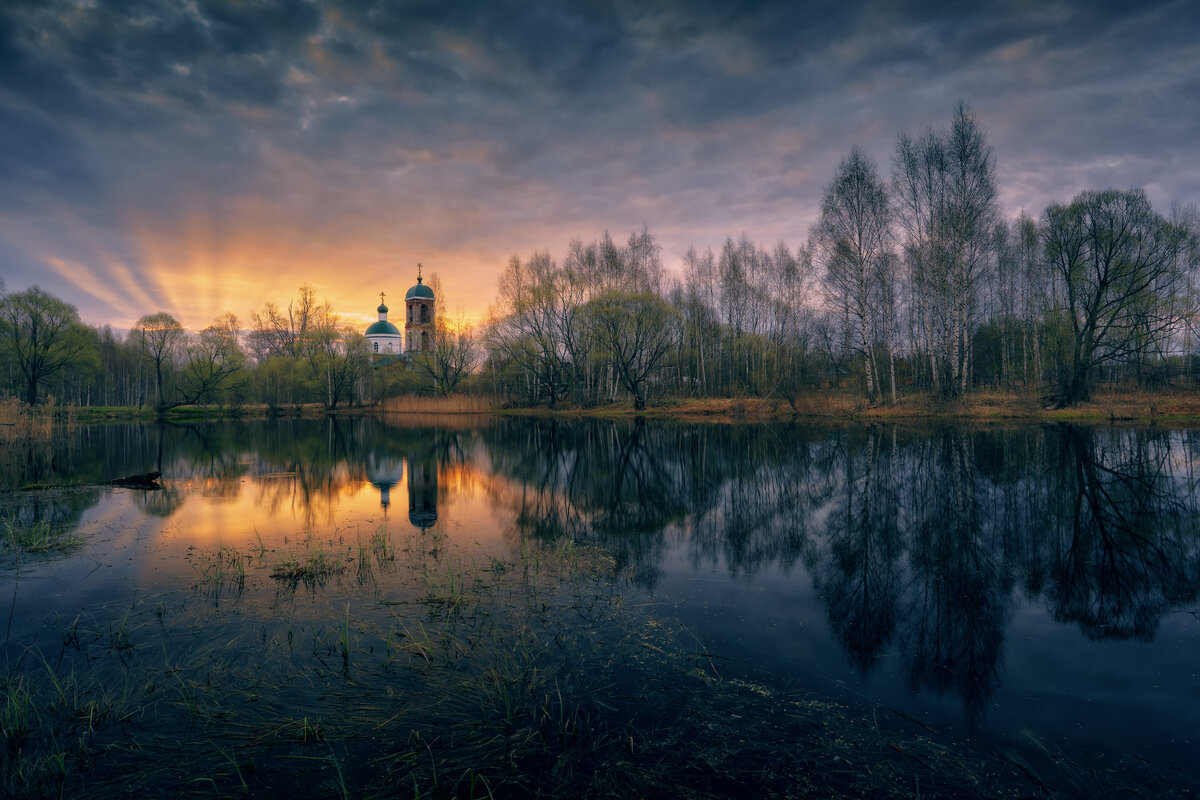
0,397,65,443
3,523,1188,799
270,543,347,584
2,516,80,554
190,545,246,603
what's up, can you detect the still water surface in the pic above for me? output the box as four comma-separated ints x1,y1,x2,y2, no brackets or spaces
3,416,1199,792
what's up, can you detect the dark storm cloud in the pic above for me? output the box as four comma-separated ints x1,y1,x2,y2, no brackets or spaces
0,0,1197,326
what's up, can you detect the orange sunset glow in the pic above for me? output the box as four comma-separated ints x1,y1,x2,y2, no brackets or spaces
4,3,1195,334
36,204,512,332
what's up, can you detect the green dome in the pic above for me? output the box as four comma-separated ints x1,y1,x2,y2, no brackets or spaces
406,282,434,300
366,320,401,336
377,302,389,313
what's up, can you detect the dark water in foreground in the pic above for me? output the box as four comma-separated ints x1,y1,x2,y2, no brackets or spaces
2,417,1199,795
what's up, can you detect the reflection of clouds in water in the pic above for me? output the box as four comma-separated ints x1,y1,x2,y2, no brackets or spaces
8,419,1200,719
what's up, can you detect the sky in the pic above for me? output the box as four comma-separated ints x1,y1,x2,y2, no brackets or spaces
1,0,1198,333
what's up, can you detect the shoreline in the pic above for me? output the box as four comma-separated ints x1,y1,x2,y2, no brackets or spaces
492,391,1200,424
11,389,1200,427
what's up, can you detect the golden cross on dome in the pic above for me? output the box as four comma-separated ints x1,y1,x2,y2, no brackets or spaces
417,262,423,283
379,291,386,304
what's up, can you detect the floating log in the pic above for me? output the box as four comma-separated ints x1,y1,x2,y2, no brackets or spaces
109,471,162,489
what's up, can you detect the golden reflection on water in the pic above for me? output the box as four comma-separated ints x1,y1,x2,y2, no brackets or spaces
128,452,511,551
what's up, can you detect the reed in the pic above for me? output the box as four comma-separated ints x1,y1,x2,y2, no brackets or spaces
191,545,246,602
270,543,346,583
2,516,80,553
378,394,498,415
0,676,34,749
0,396,60,442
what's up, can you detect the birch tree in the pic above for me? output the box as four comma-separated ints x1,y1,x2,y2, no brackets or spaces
814,147,895,402
893,102,998,397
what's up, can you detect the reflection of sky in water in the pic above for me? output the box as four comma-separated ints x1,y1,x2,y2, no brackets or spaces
4,418,1200,786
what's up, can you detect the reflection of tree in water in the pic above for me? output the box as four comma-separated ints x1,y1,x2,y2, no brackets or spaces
805,424,1200,719
18,416,1200,721
481,420,682,585
802,427,1013,723
0,440,54,491
899,430,1012,724
805,426,904,676
134,485,185,517
481,421,834,587
686,425,833,576
0,487,102,536
0,423,166,491
1040,425,1200,642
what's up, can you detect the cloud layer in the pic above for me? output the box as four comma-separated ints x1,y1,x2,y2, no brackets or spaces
1,0,1197,330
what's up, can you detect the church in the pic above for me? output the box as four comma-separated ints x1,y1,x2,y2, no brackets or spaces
365,264,436,357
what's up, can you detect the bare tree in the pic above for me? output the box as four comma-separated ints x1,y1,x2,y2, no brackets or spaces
486,252,573,407
893,102,998,397
584,290,680,410
132,311,185,412
1043,188,1190,405
1016,213,1045,390
415,315,479,395
1170,202,1200,385
813,147,895,402
246,284,327,362
181,313,249,405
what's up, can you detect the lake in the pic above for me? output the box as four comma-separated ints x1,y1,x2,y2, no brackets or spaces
2,416,1198,798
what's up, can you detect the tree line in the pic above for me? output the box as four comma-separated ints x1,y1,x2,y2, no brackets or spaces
481,103,1199,408
3,102,1198,411
0,280,477,413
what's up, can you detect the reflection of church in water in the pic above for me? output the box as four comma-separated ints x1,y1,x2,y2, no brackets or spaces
366,450,438,531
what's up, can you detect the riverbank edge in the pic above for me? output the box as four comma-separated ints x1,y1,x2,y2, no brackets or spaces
494,391,1200,424
15,389,1200,426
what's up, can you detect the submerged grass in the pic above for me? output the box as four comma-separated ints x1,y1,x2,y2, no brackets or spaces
270,543,347,584
190,545,246,602
2,524,1193,799
504,388,1200,423
2,516,80,554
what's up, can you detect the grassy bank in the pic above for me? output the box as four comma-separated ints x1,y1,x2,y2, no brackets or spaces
376,395,499,415
8,388,1200,428
61,404,338,423
502,390,1200,423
